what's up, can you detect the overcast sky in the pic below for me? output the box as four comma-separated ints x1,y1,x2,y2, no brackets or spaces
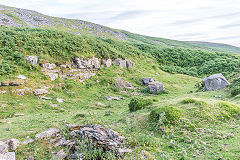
1,0,240,47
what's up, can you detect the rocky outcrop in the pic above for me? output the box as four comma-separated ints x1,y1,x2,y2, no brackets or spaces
202,73,230,91
33,89,48,96
142,77,164,94
142,77,155,85
40,63,56,70
0,141,8,154
24,56,38,66
115,77,135,90
114,58,133,68
46,73,58,81
73,57,101,69
7,139,20,151
102,59,112,67
35,128,60,140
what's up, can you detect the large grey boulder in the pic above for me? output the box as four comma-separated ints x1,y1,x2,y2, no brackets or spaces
147,82,164,94
142,77,155,85
202,73,230,91
24,56,38,66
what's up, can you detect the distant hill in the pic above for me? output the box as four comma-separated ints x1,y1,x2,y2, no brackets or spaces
1,4,240,53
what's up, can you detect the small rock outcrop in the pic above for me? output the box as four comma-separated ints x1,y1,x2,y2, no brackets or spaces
202,73,230,91
40,63,56,70
74,57,101,69
114,58,133,68
46,73,58,81
142,77,164,94
35,128,60,140
115,77,135,90
24,56,38,66
33,89,48,96
0,141,8,154
101,59,112,67
142,77,155,85
7,138,20,151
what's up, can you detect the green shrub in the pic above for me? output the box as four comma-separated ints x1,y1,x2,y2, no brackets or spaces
182,98,207,106
231,86,240,97
149,106,182,124
128,97,153,112
218,102,240,119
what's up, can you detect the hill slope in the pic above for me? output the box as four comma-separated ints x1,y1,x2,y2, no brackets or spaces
1,4,240,53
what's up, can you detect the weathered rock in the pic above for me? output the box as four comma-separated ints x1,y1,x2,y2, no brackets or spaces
14,113,24,116
39,96,52,100
114,58,126,68
89,57,101,69
101,59,112,67
9,81,24,86
126,60,133,68
22,139,34,145
35,128,60,140
74,57,100,69
56,98,63,103
17,75,27,80
52,149,67,160
0,141,8,154
8,138,20,151
60,64,67,69
46,73,58,81
202,73,230,91
33,89,48,96
142,77,155,85
1,82,9,86
115,77,135,90
96,102,107,107
24,56,38,66
147,81,164,94
118,148,132,155
105,96,120,101
0,152,15,160
40,63,56,70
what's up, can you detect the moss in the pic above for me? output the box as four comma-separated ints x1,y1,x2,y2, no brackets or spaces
128,97,153,112
149,106,183,124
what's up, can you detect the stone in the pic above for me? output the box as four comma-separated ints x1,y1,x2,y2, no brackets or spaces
8,138,20,151
101,59,112,67
14,113,24,116
89,57,101,69
39,96,52,100
147,81,164,94
96,102,107,107
9,81,24,86
0,152,15,160
52,149,67,160
202,73,230,91
115,77,135,90
46,73,58,81
114,58,126,68
0,141,8,154
1,82,9,86
60,64,67,68
56,98,63,103
24,56,38,66
17,75,27,80
35,128,60,140
126,60,133,68
118,148,132,155
40,63,56,70
74,57,100,69
22,139,34,145
142,77,155,85
33,89,48,96
105,96,120,101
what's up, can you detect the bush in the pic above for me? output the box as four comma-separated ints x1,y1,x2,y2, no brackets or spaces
218,102,240,119
128,97,153,112
231,87,240,97
149,106,182,124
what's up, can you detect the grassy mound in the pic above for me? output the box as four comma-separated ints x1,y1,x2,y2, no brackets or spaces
128,97,153,112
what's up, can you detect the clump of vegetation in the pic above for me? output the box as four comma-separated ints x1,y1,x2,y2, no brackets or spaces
182,98,207,106
218,102,240,119
149,106,182,124
231,86,240,97
128,97,153,112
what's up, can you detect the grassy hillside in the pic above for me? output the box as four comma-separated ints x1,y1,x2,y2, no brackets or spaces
0,25,239,159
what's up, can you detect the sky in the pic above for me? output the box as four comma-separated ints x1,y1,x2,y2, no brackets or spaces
1,0,240,47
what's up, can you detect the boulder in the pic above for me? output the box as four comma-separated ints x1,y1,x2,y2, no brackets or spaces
33,89,48,96
147,81,164,94
0,152,15,160
24,56,38,66
40,63,56,70
89,57,101,69
0,141,8,154
202,73,230,91
114,58,126,68
7,138,20,151
126,60,133,68
9,81,24,86
115,77,135,90
74,57,100,69
35,128,60,140
142,77,155,85
101,59,112,67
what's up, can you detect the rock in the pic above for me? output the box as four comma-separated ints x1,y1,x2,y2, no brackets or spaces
147,81,164,94
35,128,60,140
0,91,7,94
9,81,24,86
115,77,135,90
0,141,8,154
56,98,63,103
105,96,120,101
1,82,9,86
118,148,132,155
14,113,24,116
39,96,52,100
24,56,38,66
74,57,100,69
114,58,126,68
0,152,15,160
46,73,58,81
17,75,27,80
96,102,107,107
60,64,67,69
33,89,48,96
126,60,133,68
52,149,67,160
40,63,56,70
89,57,101,69
8,138,20,151
202,73,230,91
101,59,112,67
22,139,34,145
142,77,155,85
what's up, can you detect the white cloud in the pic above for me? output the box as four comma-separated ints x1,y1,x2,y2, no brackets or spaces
1,0,240,47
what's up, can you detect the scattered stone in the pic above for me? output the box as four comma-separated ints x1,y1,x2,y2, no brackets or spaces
22,139,34,145
0,141,8,154
101,59,112,67
39,96,52,100
0,152,15,160
52,149,67,160
35,128,60,140
105,96,120,101
46,73,58,81
14,113,24,116
56,98,63,103
202,73,230,91
24,56,38,66
96,102,107,107
8,138,20,151
33,89,48,96
17,75,27,80
147,81,164,94
40,63,56,70
51,104,58,108
9,81,24,86
118,148,132,155
142,77,155,85
115,77,135,90
131,92,141,96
